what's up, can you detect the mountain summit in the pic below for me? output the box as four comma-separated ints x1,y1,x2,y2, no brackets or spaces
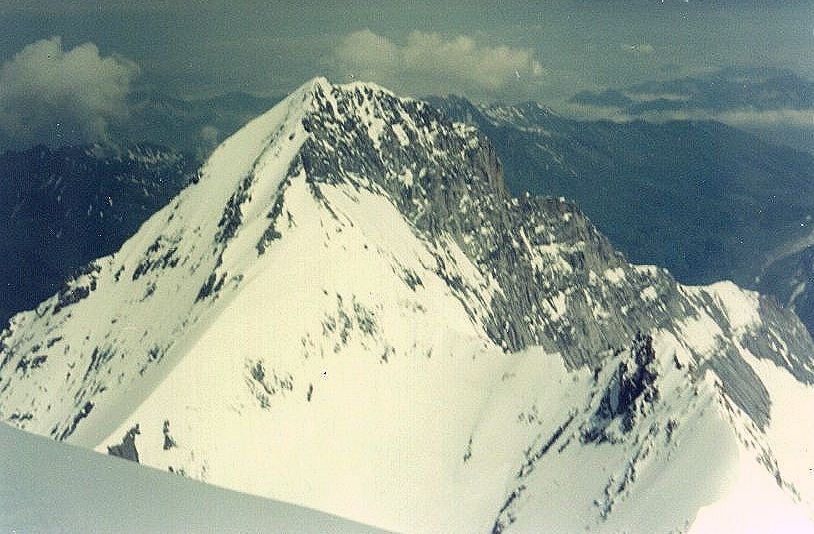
1,77,813,532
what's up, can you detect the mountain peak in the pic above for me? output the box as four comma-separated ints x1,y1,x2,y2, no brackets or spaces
1,79,813,532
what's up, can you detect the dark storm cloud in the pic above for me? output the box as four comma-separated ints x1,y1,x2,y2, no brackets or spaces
0,36,138,149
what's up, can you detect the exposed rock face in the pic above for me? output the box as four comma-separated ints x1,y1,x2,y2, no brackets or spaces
588,333,660,440
428,94,814,340
286,83,813,377
285,82,814,429
107,424,141,462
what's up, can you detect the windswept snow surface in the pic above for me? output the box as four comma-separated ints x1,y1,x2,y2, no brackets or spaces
691,448,814,534
0,422,386,534
1,77,813,533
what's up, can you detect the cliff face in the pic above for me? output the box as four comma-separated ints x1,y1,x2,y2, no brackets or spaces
429,94,814,341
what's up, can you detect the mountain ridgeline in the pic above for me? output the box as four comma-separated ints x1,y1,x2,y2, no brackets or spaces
112,90,282,157
0,90,286,328
0,79,813,532
428,95,814,337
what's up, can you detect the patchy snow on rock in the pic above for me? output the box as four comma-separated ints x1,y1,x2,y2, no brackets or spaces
707,281,762,331
399,167,414,187
640,285,658,302
392,123,410,147
604,266,627,285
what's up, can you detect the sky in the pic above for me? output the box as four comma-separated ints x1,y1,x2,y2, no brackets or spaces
0,0,812,147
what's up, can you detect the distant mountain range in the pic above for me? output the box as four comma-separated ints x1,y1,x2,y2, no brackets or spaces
429,94,814,335
0,143,194,327
112,90,282,156
760,241,814,345
568,66,814,156
571,66,814,115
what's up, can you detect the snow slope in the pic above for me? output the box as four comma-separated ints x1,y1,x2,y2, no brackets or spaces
1,77,813,532
0,422,386,533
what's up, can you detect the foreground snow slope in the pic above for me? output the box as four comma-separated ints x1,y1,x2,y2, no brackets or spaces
1,78,813,532
0,422,386,533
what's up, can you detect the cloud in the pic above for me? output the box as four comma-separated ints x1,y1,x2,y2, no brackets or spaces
621,43,655,55
713,108,814,128
567,101,814,130
196,125,220,159
571,89,634,109
334,29,544,97
336,29,399,75
624,92,689,103
0,36,139,150
567,66,814,130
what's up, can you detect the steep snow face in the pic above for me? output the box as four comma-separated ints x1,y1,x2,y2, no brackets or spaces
1,78,813,532
0,79,319,447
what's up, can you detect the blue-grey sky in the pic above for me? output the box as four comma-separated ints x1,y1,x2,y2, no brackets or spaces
1,0,812,100
0,1,812,147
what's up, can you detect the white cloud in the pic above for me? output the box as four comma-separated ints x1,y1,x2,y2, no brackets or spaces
566,99,814,129
196,125,220,159
715,108,814,128
334,29,544,97
624,91,689,102
625,107,814,129
0,36,139,149
563,102,635,122
621,43,655,55
336,29,399,75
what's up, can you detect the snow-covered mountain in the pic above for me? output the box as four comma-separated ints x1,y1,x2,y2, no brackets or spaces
1,78,813,532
